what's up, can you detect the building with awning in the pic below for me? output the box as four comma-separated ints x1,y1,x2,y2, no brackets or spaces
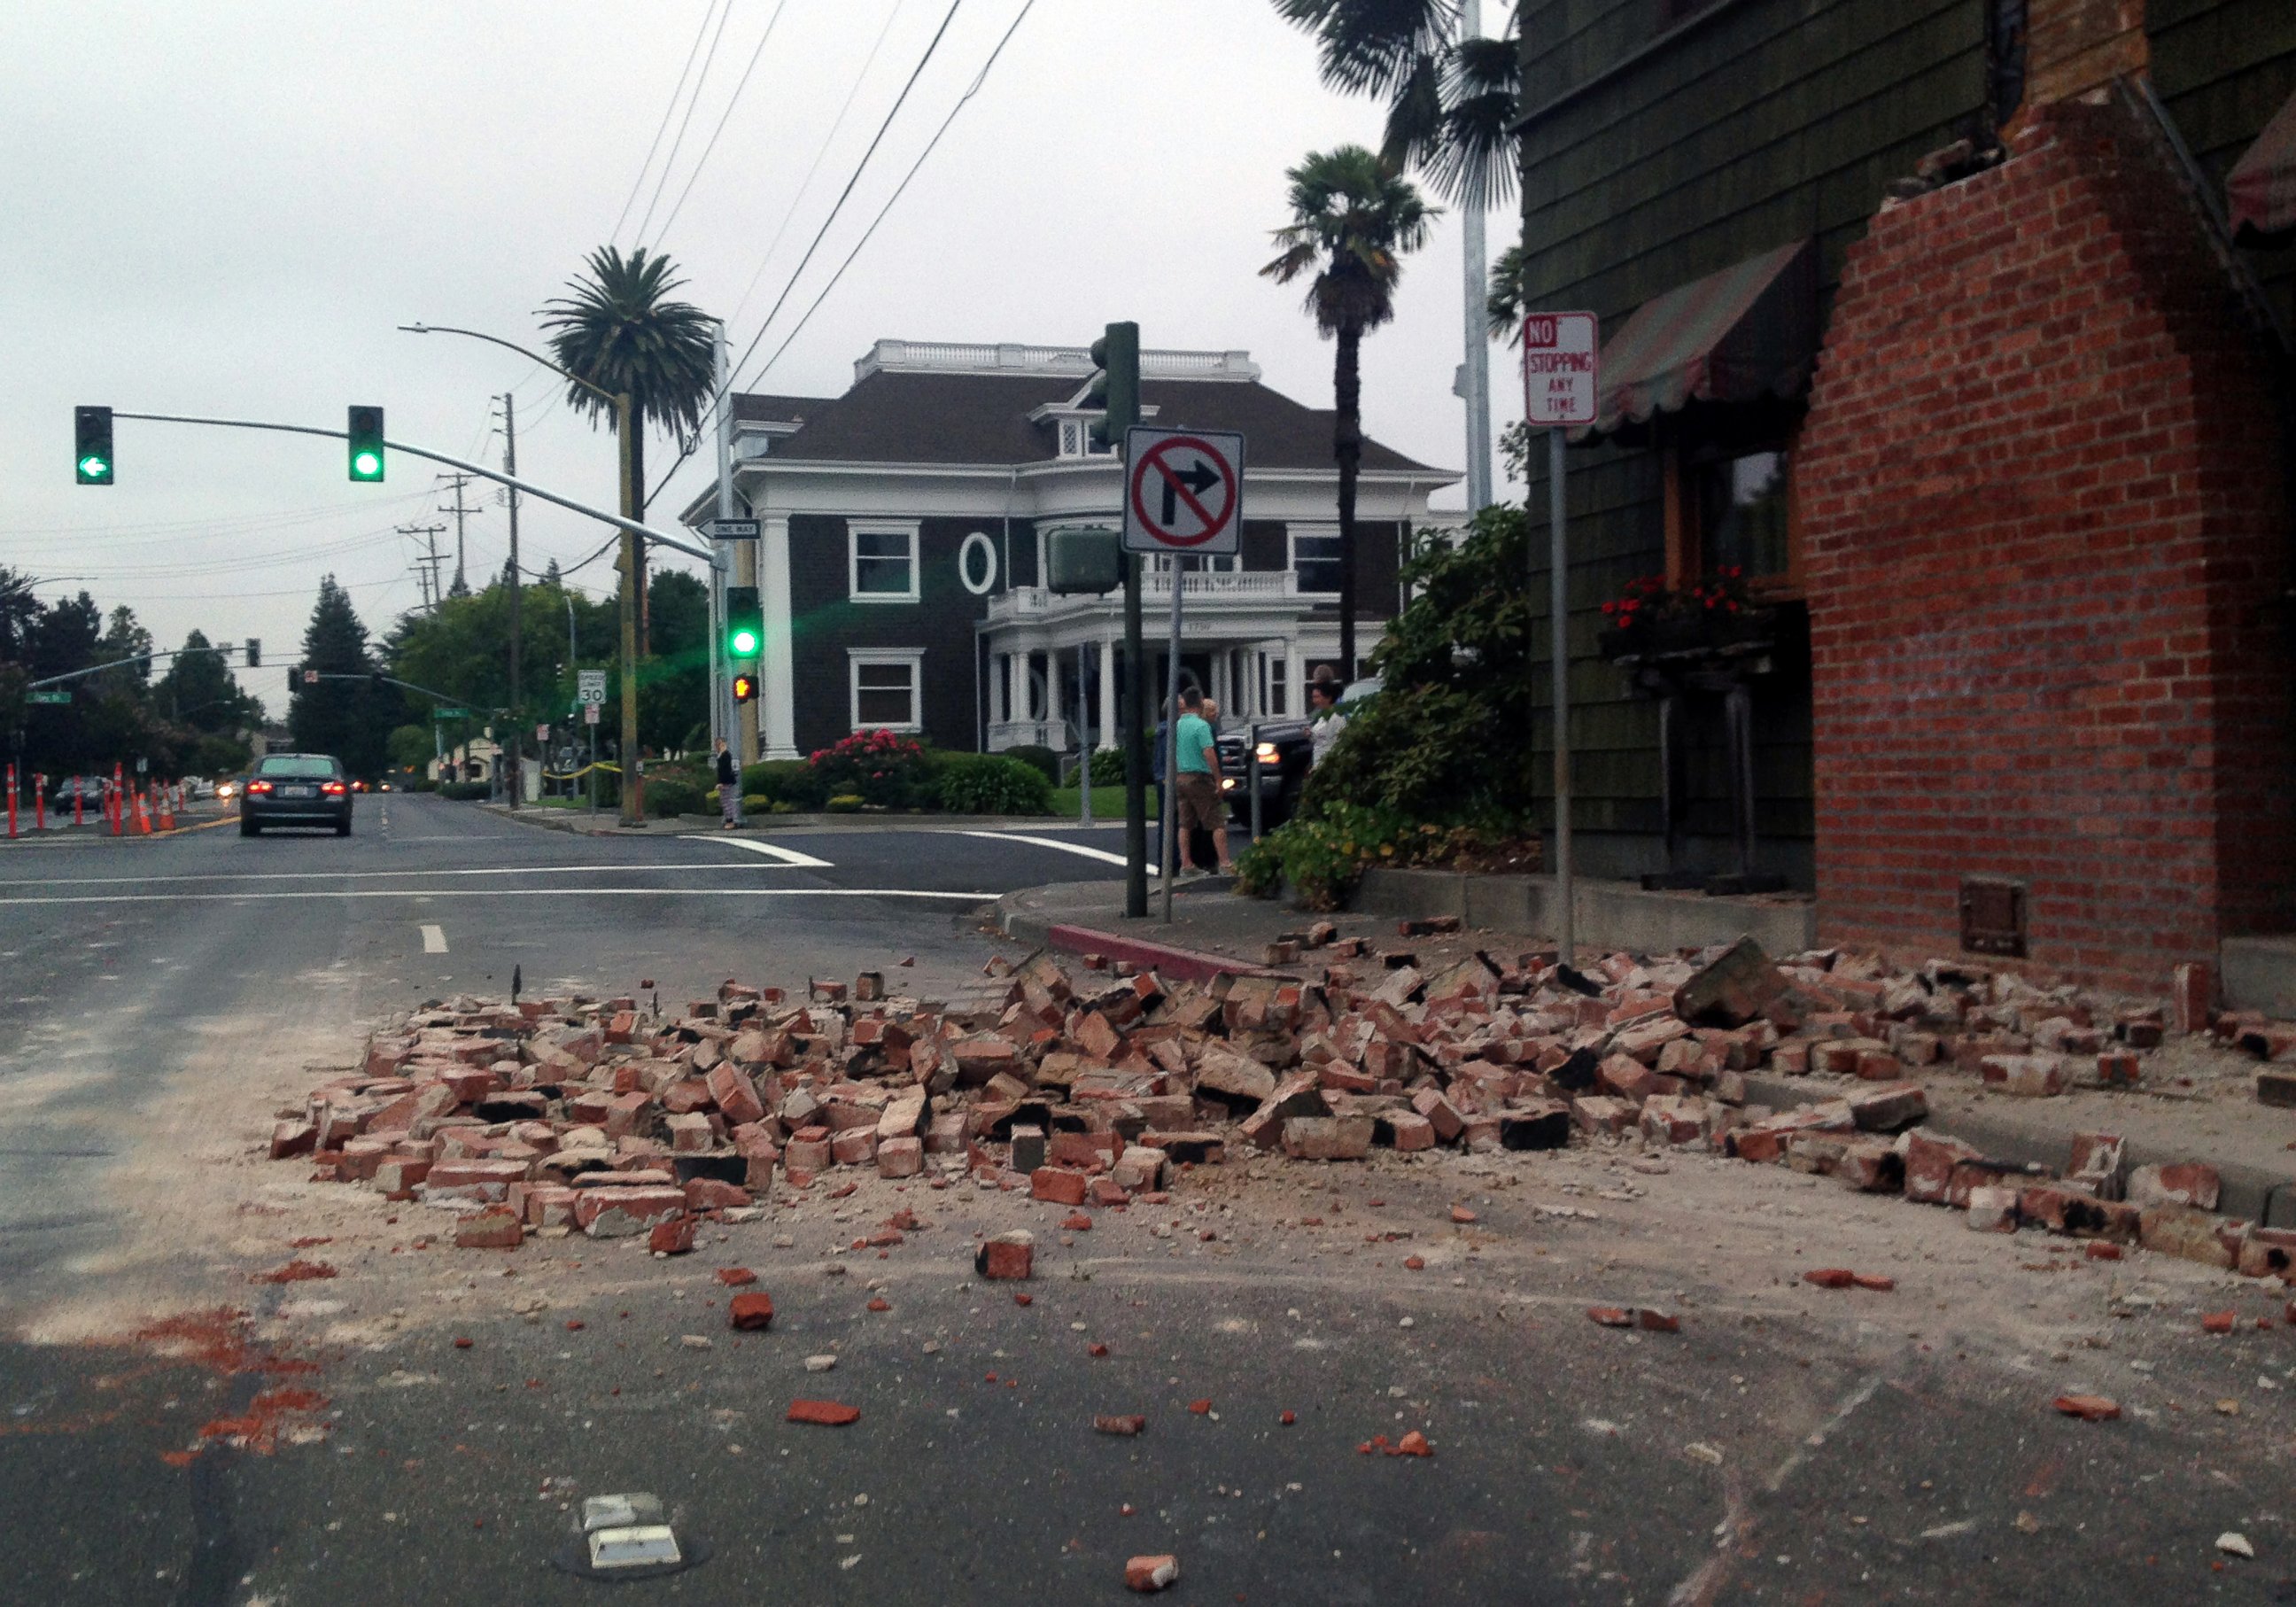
1509,0,2294,997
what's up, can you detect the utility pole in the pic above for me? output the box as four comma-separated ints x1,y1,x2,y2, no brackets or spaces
616,391,642,827
1459,0,1494,514
437,472,479,594
500,392,524,798
399,522,448,611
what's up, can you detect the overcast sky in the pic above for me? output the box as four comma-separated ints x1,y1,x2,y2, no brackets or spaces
2,0,1523,715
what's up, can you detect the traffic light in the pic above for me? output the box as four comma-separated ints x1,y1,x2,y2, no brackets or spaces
347,405,385,481
732,672,758,704
724,586,762,659
244,638,260,668
74,406,114,485
1084,322,1139,454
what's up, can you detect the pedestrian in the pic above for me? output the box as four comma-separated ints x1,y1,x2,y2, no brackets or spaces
714,738,741,829
1170,687,1233,876
1307,679,1348,768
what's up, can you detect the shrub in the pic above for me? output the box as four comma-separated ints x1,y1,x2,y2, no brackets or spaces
438,780,491,801
825,793,865,812
1236,803,1489,911
1089,746,1129,787
811,730,932,808
999,743,1062,785
935,753,1054,816
645,778,706,819
742,758,825,811
741,793,772,815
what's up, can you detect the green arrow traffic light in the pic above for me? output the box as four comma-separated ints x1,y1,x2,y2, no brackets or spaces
347,405,385,482
74,406,114,485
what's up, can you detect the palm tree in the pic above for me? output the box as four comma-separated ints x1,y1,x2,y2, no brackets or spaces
1262,146,1436,676
539,245,717,649
1276,3,1522,506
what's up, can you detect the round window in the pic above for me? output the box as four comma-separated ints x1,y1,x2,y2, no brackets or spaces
958,531,997,595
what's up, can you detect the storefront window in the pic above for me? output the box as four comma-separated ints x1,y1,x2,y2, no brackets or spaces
1695,450,1791,581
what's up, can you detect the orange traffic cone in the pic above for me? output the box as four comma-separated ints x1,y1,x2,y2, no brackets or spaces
134,788,151,835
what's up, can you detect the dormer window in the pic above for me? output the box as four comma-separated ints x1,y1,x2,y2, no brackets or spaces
1056,417,1114,458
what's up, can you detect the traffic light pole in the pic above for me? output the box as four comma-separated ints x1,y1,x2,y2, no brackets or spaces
616,392,643,827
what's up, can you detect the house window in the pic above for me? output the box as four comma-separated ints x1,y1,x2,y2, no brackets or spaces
1260,653,1289,718
1059,420,1084,457
1694,451,1792,582
1289,525,1344,594
1148,553,1237,574
849,650,924,732
849,524,919,602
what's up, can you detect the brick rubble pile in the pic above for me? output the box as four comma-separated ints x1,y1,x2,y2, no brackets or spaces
267,929,2296,1283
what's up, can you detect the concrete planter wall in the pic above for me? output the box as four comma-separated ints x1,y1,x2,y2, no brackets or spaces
1348,868,1816,958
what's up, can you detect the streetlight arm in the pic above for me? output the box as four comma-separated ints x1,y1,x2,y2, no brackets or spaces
398,323,624,416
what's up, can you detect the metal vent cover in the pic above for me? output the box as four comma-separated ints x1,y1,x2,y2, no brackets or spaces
1959,877,2028,958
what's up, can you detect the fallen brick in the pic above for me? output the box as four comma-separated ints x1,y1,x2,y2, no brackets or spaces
786,1399,860,1426
1125,1555,1180,1593
728,1292,774,1330
976,1230,1034,1281
2126,1162,2220,1212
1094,1414,1147,1436
2053,1394,2121,1422
454,1207,524,1250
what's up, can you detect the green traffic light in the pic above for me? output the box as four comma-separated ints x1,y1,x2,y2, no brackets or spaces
351,449,383,480
728,627,760,656
77,454,111,480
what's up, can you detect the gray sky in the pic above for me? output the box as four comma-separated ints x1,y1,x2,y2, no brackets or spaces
2,0,1522,716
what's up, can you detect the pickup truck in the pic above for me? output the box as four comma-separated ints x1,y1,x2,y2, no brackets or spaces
1214,676,1380,832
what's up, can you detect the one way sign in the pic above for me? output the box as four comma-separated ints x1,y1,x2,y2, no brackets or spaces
1122,427,1243,556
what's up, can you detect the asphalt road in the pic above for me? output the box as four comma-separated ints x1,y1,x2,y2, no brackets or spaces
2,797,2292,1606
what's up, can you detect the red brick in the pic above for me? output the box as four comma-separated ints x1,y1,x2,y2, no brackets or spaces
1030,1167,1089,1207
454,1206,524,1249
976,1230,1034,1280
648,1215,696,1255
728,1291,774,1330
572,1185,686,1238
786,1398,860,1425
705,1061,765,1126
1125,1554,1180,1592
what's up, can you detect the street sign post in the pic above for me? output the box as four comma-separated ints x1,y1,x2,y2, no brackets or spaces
1523,312,1599,969
1123,427,1245,921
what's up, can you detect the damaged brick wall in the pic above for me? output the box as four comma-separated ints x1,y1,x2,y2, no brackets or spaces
1797,95,2294,994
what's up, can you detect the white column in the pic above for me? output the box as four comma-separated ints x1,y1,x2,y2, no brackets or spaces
1046,646,1065,748
1285,641,1306,718
760,515,798,759
1210,649,1229,716
1098,637,1117,749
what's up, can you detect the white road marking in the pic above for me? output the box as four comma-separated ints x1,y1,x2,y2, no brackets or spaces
0,864,805,889
682,835,834,868
951,830,1160,875
0,888,995,907
420,924,447,954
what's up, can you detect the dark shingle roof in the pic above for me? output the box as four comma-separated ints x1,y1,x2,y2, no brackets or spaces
736,369,1439,474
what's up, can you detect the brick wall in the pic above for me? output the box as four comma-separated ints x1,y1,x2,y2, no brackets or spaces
1798,96,2293,994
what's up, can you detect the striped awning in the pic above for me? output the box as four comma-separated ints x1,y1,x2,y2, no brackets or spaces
2228,89,2296,247
1579,239,1818,440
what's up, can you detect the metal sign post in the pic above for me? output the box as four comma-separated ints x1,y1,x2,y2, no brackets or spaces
1076,643,1093,827
1121,426,1245,923
1523,313,1599,968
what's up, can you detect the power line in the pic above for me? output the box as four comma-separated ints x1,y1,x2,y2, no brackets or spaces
649,0,794,248
651,0,968,501
632,0,738,245
727,0,912,328
744,0,1036,392
609,0,726,245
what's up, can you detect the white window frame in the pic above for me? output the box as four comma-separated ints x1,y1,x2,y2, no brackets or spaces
1260,652,1289,718
848,648,925,734
1288,523,1345,594
849,521,920,603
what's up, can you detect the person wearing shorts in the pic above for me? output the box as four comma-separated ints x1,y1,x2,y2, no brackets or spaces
1171,687,1232,875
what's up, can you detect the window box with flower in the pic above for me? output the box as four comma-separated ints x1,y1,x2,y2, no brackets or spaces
1595,568,1774,665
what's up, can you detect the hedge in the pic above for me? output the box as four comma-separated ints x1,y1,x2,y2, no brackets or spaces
935,753,1053,815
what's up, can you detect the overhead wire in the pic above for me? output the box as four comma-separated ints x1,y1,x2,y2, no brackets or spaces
648,0,793,248
648,0,970,504
746,0,1036,391
725,0,911,328
632,0,739,246
610,0,727,245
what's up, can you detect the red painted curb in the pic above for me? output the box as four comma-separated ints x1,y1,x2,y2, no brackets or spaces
1044,923,1284,985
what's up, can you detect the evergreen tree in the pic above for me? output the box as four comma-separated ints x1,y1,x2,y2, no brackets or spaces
289,577,392,776
154,629,258,734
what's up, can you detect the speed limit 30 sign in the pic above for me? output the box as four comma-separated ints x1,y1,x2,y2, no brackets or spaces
1122,427,1244,556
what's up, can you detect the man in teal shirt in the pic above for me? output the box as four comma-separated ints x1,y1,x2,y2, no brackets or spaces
1170,687,1232,875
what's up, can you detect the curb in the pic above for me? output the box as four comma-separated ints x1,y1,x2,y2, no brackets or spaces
1742,1072,2296,1229
997,890,1281,985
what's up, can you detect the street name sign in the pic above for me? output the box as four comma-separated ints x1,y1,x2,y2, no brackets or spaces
1522,312,1600,427
706,519,760,541
26,690,69,705
1122,428,1244,556
434,708,467,720
577,670,608,705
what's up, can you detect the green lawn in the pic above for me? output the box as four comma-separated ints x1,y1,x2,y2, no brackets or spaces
1047,783,1152,822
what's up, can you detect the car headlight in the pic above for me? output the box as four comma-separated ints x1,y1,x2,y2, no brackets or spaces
1253,742,1280,763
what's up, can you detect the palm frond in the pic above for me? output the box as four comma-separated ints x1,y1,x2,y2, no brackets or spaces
539,245,718,439
1272,0,1456,98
